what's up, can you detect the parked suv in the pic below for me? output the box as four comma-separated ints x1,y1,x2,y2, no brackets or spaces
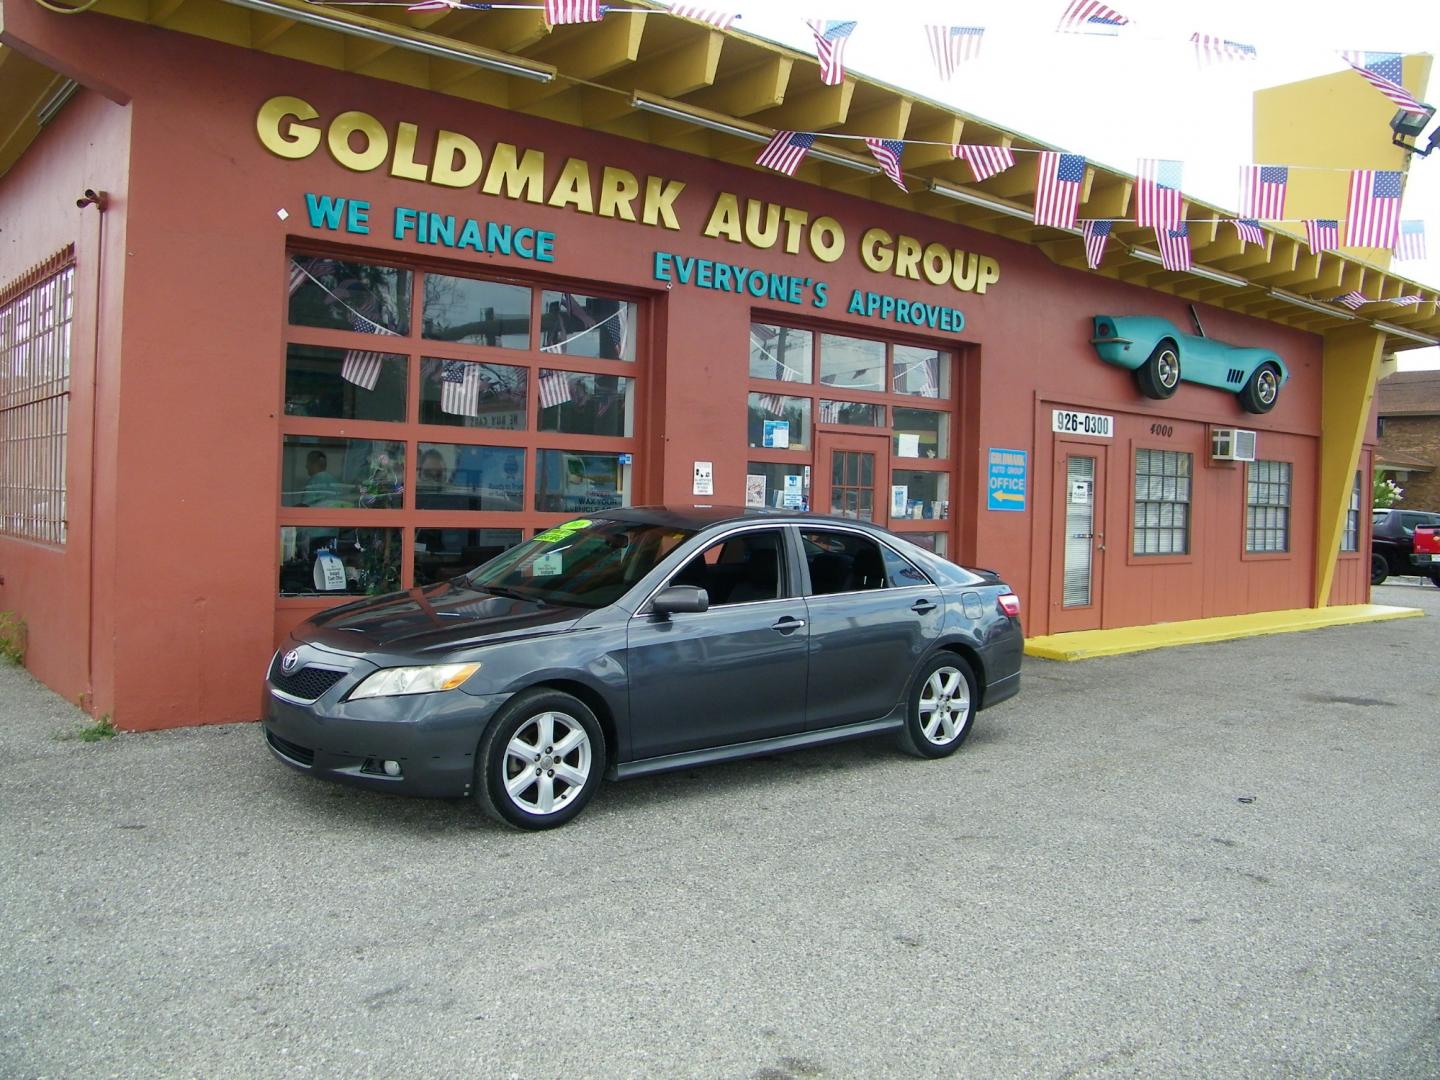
1371,508,1440,586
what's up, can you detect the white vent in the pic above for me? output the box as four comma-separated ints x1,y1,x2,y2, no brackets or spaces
1212,427,1257,462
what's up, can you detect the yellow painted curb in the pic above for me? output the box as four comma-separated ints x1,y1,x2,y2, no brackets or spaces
1024,604,1424,661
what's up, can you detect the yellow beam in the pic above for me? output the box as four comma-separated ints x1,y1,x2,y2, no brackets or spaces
1315,325,1385,605
758,81,854,131
690,55,793,116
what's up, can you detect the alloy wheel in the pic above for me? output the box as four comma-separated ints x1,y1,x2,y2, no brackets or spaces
501,710,593,815
918,666,971,745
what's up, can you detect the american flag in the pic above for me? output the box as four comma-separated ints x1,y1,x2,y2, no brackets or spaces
865,138,907,191
603,305,628,359
440,359,482,417
1332,291,1368,311
288,258,310,297
807,20,856,86
1239,165,1288,220
1304,219,1340,254
341,305,392,392
1388,295,1425,306
1345,169,1402,248
925,25,984,79
1136,158,1184,229
1081,219,1112,269
546,0,603,25
1034,152,1085,229
952,143,1015,182
1232,218,1265,248
669,5,736,30
754,392,787,416
539,370,572,410
1340,51,1429,114
1057,0,1129,34
1156,223,1191,272
1395,219,1427,261
1191,33,1256,65
757,131,817,176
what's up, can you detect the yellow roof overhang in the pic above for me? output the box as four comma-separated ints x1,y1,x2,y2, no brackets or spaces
3,0,1440,349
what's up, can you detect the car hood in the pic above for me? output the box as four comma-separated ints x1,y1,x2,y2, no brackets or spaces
297,582,589,656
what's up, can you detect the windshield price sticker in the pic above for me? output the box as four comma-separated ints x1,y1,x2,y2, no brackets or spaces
1052,409,1114,438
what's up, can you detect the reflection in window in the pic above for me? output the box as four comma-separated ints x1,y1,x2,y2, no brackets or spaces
284,344,407,421
801,530,889,593
287,256,410,336
418,358,527,430
535,450,631,513
892,346,951,399
422,273,530,348
747,393,811,450
893,408,949,459
819,334,885,392
415,443,524,512
281,437,406,509
540,292,635,361
749,324,812,382
818,400,884,427
538,370,634,437
414,528,523,586
904,532,948,557
745,461,808,510
891,469,949,521
278,526,403,596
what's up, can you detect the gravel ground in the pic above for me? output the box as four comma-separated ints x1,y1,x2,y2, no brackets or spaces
2,584,1437,1080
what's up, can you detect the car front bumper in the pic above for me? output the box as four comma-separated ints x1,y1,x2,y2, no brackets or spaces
263,648,510,798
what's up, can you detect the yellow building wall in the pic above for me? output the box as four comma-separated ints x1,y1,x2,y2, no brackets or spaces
1254,54,1432,268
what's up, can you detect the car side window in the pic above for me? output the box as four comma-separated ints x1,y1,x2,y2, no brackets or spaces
670,529,785,606
800,529,891,595
880,544,932,587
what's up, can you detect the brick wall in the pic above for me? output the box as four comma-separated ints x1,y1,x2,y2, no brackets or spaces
1380,415,1440,509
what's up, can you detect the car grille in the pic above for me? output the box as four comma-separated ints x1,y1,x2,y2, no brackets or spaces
266,729,315,767
269,663,345,701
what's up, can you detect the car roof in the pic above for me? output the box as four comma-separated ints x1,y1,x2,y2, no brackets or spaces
591,505,889,532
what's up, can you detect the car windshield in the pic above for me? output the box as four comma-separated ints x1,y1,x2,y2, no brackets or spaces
464,518,695,609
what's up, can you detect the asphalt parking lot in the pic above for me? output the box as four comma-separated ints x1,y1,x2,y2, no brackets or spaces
3,583,1438,1080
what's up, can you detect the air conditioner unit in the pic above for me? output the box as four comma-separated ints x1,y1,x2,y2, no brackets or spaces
1212,427,1257,462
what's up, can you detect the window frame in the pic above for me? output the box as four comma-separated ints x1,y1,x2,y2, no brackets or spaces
1243,459,1293,558
1129,446,1193,562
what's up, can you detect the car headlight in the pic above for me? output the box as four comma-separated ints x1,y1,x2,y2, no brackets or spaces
349,662,481,700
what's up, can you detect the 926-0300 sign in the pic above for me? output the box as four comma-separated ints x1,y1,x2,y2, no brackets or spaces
1052,409,1114,438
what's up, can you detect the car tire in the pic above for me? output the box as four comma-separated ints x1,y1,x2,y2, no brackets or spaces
896,653,978,760
1238,362,1282,414
1371,553,1388,586
475,689,605,830
1135,341,1182,400
1429,573,1440,589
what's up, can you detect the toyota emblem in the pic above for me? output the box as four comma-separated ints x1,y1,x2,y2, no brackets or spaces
281,649,301,675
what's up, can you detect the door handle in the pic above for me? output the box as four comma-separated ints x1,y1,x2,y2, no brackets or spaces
771,616,806,634
1095,530,1106,552
1070,532,1092,539
910,599,938,614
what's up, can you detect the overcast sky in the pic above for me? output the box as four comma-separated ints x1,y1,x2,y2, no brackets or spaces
718,0,1440,368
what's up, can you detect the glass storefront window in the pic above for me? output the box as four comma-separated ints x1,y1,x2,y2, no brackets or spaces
416,443,524,512
540,292,636,361
747,393,811,451
893,407,949,459
538,371,635,437
535,450,631,513
745,461,809,510
904,532,948,557
284,344,407,421
413,527,523,586
418,358,527,430
287,257,411,336
818,400,884,427
281,437,406,509
278,526,403,596
891,470,949,521
819,334,885,392
749,324,813,382
892,346,951,399
422,273,531,349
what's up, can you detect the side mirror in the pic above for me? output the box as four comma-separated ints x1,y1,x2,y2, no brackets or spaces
651,585,709,616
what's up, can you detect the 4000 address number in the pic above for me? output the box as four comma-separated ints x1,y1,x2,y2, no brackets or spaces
1052,409,1114,438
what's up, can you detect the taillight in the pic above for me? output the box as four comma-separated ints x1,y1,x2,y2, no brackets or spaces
998,592,1021,618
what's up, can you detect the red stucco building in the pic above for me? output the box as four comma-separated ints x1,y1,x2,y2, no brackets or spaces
2,0,1435,728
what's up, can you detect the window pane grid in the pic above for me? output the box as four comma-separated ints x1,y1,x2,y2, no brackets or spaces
1341,471,1360,552
1246,460,1291,553
1,264,73,545
1132,449,1190,556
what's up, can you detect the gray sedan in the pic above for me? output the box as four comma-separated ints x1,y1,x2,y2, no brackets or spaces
264,507,1024,829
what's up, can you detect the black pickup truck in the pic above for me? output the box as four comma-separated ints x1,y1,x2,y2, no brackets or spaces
1372,508,1440,586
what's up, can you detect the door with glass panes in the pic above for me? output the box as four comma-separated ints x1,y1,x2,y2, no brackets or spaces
1049,442,1108,633
815,430,891,523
